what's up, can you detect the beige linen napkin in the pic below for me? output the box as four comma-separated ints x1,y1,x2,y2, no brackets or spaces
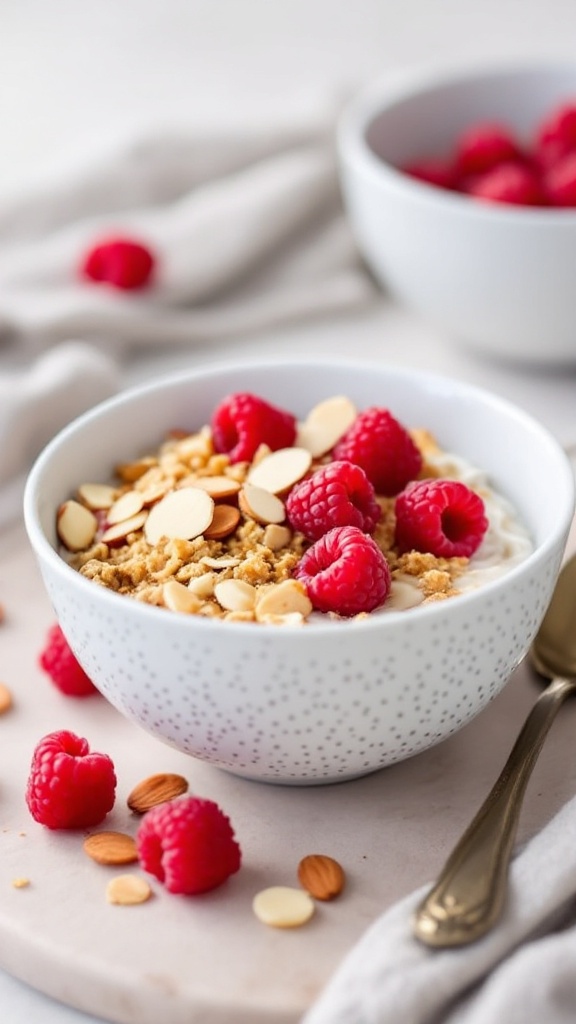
304,790,576,1024
0,120,374,350
0,118,375,522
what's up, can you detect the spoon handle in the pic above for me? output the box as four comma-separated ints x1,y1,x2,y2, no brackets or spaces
413,675,576,948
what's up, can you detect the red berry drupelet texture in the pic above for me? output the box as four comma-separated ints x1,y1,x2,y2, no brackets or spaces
455,121,522,178
211,392,297,464
333,407,423,497
293,525,391,617
466,162,543,206
286,460,381,542
80,236,155,290
136,795,242,895
26,730,117,830
39,623,98,697
394,479,488,558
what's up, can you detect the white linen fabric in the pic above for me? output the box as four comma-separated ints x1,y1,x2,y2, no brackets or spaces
0,121,374,351
0,120,375,523
304,790,576,1024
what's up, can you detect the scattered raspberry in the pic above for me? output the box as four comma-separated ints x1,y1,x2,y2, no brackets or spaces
286,460,381,542
543,151,576,206
293,525,391,617
394,479,488,558
402,158,456,190
465,162,543,206
26,730,117,830
455,122,522,177
80,236,155,290
211,392,297,463
38,623,98,697
136,796,241,895
333,407,422,497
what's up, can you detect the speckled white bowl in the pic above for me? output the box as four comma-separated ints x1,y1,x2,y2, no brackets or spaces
23,360,574,784
338,63,576,363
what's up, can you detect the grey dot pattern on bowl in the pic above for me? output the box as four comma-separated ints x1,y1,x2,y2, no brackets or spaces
45,551,559,785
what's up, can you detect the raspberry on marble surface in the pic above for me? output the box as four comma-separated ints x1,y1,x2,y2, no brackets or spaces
39,622,99,697
26,730,117,830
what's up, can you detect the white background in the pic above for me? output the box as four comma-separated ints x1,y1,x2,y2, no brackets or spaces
1,2,576,1021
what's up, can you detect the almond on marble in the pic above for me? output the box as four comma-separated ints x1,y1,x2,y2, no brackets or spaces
127,772,189,814
0,683,13,714
83,831,138,866
106,874,152,906
297,853,346,901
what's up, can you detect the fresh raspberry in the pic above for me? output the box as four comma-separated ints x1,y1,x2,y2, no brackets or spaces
286,460,381,542
136,796,241,895
455,122,522,177
536,101,576,155
293,525,391,617
401,158,456,190
332,407,422,497
542,151,576,206
465,162,544,206
211,392,297,463
394,479,488,558
38,623,98,697
26,730,117,830
80,236,155,290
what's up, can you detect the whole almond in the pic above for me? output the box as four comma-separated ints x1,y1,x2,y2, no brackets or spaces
0,682,13,715
127,772,189,814
83,831,138,866
297,853,346,901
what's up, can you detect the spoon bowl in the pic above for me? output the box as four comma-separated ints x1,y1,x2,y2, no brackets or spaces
414,553,576,948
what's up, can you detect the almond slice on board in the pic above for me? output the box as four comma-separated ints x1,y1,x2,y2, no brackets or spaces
247,447,312,494
57,500,98,551
239,484,285,525
296,396,357,457
83,831,138,866
144,488,214,545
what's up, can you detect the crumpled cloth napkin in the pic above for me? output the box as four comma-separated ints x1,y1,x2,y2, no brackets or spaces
0,118,374,350
0,118,375,522
304,789,576,1024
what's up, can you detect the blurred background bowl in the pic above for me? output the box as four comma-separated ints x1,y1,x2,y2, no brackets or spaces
338,63,576,364
23,359,574,784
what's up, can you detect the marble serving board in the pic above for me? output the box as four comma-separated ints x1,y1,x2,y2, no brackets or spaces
2,521,576,1024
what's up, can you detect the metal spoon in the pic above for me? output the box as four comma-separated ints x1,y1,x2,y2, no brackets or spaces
413,553,576,949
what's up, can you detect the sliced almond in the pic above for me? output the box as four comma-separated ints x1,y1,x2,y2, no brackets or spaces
214,578,257,613
255,579,313,620
127,772,189,814
107,490,145,525
163,579,203,614
256,612,306,626
83,831,138,866
101,511,148,545
297,853,346,901
296,396,357,457
190,475,241,500
144,488,214,545
263,524,292,551
139,480,174,506
239,484,285,525
252,886,315,928
200,555,241,569
204,504,241,539
0,683,12,714
247,447,312,494
77,482,117,510
188,572,216,598
57,500,98,552
116,458,156,483
106,874,152,906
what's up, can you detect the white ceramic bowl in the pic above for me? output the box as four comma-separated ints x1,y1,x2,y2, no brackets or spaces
24,360,574,784
338,63,576,364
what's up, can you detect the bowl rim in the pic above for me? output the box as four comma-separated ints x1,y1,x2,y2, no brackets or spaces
337,59,576,225
23,356,575,636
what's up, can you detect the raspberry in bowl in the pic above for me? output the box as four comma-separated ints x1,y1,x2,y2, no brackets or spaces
338,63,576,363
23,359,574,784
